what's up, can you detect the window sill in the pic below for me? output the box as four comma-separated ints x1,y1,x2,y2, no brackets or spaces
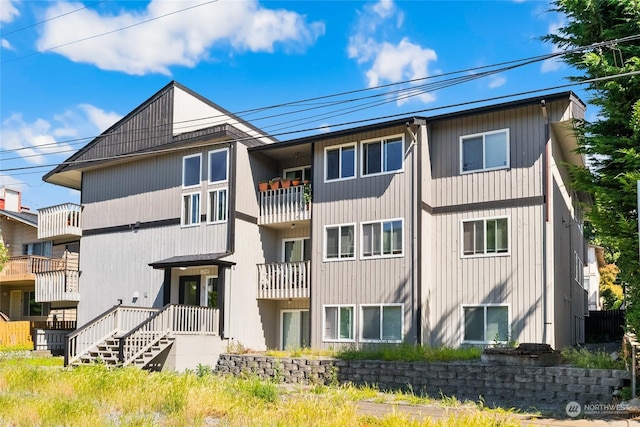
323,257,356,262
460,165,510,175
361,253,404,260
461,252,510,259
361,169,404,178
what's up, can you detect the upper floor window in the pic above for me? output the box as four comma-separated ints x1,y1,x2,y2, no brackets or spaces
207,188,227,224
362,219,403,258
463,304,509,343
325,144,356,182
182,192,200,227
23,241,52,257
325,224,355,260
208,148,228,184
362,136,403,176
361,304,403,342
460,129,509,173
183,154,201,188
462,217,508,257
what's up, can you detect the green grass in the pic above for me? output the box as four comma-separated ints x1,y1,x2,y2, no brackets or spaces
560,347,625,370
0,356,524,426
335,343,483,362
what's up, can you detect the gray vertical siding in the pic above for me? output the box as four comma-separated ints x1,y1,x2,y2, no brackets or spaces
310,125,418,348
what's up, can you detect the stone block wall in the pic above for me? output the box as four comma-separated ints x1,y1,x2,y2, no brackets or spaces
216,354,631,407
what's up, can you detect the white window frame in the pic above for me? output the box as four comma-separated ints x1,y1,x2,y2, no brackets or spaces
360,218,404,259
461,304,511,344
359,303,404,343
361,134,405,177
207,188,228,224
324,143,357,183
460,216,510,258
181,191,201,227
281,237,310,262
574,251,584,285
182,153,202,188
459,129,510,174
208,147,229,184
323,304,355,342
324,223,356,261
283,165,312,182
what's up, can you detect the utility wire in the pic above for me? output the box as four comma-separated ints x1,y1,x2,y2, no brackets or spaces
1,0,219,63
3,70,639,175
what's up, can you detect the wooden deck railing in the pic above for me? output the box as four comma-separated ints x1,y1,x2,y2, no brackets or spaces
35,269,80,302
38,203,82,240
257,260,310,299
66,306,158,365
0,256,66,279
0,321,33,349
118,305,219,366
258,185,311,225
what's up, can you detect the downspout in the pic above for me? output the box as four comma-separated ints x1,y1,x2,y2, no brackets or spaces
541,100,550,345
405,121,419,345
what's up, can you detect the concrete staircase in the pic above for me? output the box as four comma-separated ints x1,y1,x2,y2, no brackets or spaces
75,335,174,369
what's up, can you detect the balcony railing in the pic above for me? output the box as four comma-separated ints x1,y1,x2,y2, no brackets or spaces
38,203,82,240
257,260,310,299
258,186,311,226
35,269,80,303
0,256,66,282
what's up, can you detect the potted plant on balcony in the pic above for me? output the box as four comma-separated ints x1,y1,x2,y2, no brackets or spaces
292,177,301,186
281,178,291,189
258,180,269,192
269,177,281,190
303,183,312,206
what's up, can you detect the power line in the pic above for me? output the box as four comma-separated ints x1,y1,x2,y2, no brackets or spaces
1,0,219,64
3,70,639,175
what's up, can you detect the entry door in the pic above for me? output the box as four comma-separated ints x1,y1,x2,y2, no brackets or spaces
9,290,21,320
281,310,310,350
179,276,201,305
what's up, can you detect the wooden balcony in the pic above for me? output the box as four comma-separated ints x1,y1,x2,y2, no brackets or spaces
257,260,310,300
0,256,65,284
38,203,82,241
35,269,80,303
258,186,311,227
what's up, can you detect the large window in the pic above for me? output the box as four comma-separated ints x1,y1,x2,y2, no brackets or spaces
183,154,201,187
463,305,509,343
460,129,509,173
361,304,403,342
462,217,508,256
208,188,227,223
182,192,200,226
361,219,403,258
325,144,356,182
325,224,355,260
208,148,228,184
324,305,355,341
362,136,403,176
23,291,49,317
23,241,52,257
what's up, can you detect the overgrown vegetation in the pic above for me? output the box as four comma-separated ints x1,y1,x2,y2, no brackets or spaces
335,343,483,362
0,356,524,426
561,347,625,370
600,264,624,310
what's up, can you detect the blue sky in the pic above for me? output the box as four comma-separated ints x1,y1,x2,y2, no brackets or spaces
1,0,587,210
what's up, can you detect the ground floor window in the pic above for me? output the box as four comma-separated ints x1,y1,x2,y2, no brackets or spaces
360,304,403,342
463,304,509,343
323,305,354,341
206,276,218,308
23,291,49,317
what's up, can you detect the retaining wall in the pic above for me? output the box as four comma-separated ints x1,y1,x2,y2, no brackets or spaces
216,354,631,407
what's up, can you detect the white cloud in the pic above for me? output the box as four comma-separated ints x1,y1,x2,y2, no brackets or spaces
1,104,120,165
488,75,506,89
36,0,325,76
541,19,565,73
0,174,26,191
1,39,13,50
348,1,437,106
0,0,20,23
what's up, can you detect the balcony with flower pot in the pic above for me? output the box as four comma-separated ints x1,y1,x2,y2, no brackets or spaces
257,177,311,227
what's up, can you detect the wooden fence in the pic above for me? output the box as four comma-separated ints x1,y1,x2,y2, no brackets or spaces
0,321,33,349
585,309,625,343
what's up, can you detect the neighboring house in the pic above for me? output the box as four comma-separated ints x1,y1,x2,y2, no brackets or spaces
43,82,588,369
0,187,80,353
585,244,606,311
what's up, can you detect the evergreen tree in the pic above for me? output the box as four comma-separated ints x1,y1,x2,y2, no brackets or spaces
543,0,640,330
